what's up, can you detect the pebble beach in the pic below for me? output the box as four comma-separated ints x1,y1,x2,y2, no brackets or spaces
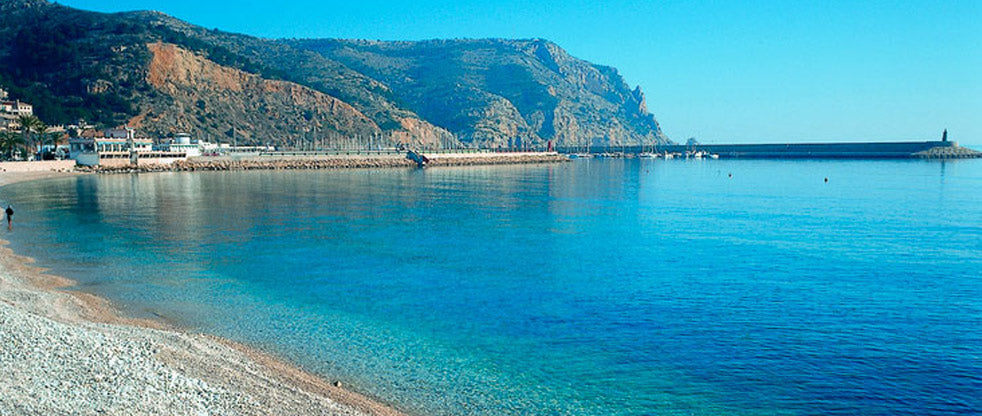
0,171,403,416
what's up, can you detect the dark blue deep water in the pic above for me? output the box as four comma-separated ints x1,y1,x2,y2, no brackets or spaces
4,159,981,415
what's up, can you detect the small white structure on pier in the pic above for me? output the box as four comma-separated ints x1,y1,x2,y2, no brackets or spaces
164,133,203,157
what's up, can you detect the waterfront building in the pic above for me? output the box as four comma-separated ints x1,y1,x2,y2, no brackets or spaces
69,127,187,166
162,133,204,157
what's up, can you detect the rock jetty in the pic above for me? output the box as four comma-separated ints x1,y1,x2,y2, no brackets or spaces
913,145,982,159
423,153,570,166
75,153,569,174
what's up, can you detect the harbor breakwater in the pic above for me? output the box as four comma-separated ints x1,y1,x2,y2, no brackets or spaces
75,152,568,173
420,152,569,166
559,141,981,159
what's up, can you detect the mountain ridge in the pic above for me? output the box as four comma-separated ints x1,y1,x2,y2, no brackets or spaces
0,0,671,147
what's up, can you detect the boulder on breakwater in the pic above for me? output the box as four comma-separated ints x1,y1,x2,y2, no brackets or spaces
913,146,982,159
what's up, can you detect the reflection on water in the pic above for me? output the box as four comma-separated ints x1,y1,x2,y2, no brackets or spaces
5,159,982,416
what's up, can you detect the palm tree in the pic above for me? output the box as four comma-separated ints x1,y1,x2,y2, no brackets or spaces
32,122,61,159
0,131,24,161
34,121,49,160
44,129,64,159
17,114,42,160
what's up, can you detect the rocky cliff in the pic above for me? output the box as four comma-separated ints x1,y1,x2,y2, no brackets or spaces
137,42,381,145
0,0,670,148
292,39,670,147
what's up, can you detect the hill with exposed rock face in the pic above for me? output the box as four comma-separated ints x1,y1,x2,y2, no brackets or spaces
291,39,670,147
0,0,670,148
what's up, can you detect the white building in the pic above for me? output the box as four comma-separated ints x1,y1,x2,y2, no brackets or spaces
0,87,33,119
0,100,33,117
159,133,271,156
0,113,18,131
69,127,186,166
163,133,203,157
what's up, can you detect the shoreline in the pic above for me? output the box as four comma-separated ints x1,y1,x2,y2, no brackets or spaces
0,171,405,416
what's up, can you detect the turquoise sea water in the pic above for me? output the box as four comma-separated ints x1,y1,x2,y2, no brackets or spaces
3,159,981,415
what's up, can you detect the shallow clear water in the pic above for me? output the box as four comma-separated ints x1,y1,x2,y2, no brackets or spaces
4,159,981,415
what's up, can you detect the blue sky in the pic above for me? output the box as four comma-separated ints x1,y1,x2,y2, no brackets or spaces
60,0,981,143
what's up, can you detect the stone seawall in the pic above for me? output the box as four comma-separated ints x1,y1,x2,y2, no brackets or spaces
423,153,569,166
675,141,980,159
77,153,568,174
559,141,981,159
78,158,415,173
913,145,982,159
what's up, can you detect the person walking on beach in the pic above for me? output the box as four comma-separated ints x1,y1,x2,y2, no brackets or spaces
5,205,13,230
